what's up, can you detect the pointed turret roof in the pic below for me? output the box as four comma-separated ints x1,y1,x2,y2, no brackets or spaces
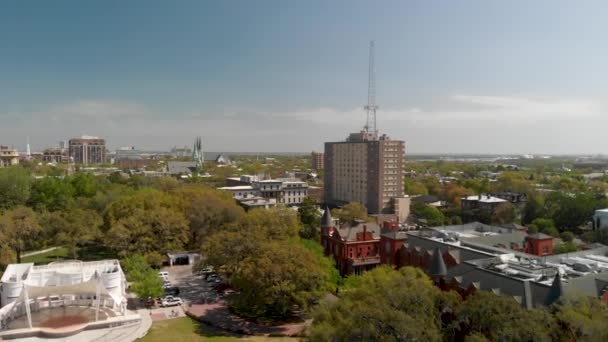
428,247,447,277
546,272,564,305
321,206,333,227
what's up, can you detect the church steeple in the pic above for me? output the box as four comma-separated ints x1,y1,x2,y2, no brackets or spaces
321,206,333,228
545,272,564,305
428,247,447,278
192,137,204,169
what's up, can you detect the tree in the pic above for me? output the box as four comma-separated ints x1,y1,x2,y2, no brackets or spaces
455,291,558,341
421,176,443,196
554,242,578,254
529,218,560,237
231,240,330,321
107,207,189,257
404,178,428,196
560,231,574,242
121,255,164,299
171,185,244,247
331,202,369,223
491,202,515,225
443,183,474,207
29,177,75,211
71,173,98,197
0,167,32,209
522,195,544,225
553,293,608,341
203,207,333,322
411,201,445,226
105,189,190,256
43,208,102,258
309,266,458,341
494,172,533,193
298,197,321,240
0,206,42,262
545,192,597,230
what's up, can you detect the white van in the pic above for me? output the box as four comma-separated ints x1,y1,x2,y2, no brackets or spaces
159,271,169,280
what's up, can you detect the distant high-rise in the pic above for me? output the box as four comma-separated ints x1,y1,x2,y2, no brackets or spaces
69,135,106,165
324,132,405,214
311,151,324,171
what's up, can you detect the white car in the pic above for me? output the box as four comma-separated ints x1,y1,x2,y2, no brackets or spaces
160,296,183,307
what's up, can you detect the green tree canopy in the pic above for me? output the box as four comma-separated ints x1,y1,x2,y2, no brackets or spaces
171,185,244,247
0,167,32,209
121,254,164,299
331,202,369,223
298,197,321,240
0,206,42,262
411,201,445,226
203,207,332,322
43,208,102,258
29,177,75,211
491,202,516,225
553,293,608,341
105,189,189,256
455,291,558,341
309,266,459,342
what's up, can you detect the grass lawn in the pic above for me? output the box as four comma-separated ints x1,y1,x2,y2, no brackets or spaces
137,317,299,342
21,247,70,265
20,243,118,265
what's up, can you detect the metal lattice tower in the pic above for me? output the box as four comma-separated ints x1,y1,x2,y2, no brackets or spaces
364,40,378,138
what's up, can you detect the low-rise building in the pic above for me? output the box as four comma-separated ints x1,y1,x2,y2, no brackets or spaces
42,148,68,164
461,194,507,211
0,146,19,167
219,178,309,206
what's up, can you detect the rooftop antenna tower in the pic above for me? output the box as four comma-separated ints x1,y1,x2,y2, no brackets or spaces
364,40,378,139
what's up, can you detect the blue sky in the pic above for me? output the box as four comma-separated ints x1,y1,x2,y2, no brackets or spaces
1,0,607,153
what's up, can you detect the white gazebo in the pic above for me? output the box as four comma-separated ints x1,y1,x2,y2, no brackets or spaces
0,260,130,331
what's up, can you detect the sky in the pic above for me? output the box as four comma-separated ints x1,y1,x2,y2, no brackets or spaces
1,0,607,154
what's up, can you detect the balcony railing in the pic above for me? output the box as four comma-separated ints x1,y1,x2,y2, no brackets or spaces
351,256,381,266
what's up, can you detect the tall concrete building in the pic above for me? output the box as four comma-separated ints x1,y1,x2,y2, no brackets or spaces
311,151,324,171
324,131,405,214
69,135,106,165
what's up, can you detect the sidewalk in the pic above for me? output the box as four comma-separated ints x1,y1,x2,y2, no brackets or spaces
22,247,61,258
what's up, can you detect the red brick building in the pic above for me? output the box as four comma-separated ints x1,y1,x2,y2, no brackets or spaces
379,221,407,267
320,208,381,275
524,233,554,256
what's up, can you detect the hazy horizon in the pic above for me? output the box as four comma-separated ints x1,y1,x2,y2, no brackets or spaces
2,1,607,154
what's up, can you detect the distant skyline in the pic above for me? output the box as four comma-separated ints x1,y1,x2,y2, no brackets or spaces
1,0,607,154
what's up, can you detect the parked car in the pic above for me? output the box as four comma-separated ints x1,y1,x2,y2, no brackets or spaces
159,271,169,281
163,281,172,288
164,286,180,296
160,296,183,307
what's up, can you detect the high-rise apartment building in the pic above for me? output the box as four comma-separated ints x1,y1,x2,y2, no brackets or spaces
69,136,106,165
311,151,324,171
324,131,405,214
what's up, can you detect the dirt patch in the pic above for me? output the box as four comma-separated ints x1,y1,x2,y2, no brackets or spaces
39,315,88,328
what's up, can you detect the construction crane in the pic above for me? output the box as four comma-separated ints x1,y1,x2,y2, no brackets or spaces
364,40,378,139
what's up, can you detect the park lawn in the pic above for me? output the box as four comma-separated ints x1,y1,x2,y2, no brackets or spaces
21,247,70,265
138,317,299,342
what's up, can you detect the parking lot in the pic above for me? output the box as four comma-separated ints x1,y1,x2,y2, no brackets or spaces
160,264,222,306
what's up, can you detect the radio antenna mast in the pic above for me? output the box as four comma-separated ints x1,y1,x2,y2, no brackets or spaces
364,40,378,138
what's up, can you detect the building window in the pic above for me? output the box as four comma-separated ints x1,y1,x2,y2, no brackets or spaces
542,246,549,254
